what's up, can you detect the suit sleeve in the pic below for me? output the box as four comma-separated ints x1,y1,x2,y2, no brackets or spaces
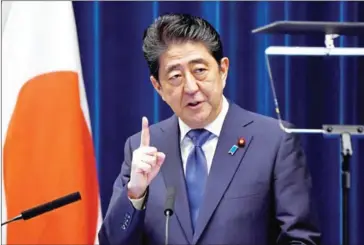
274,129,321,245
98,137,146,245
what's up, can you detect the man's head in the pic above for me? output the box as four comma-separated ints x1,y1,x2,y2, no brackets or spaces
143,13,229,129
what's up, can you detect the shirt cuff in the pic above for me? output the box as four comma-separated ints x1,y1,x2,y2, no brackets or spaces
128,191,147,210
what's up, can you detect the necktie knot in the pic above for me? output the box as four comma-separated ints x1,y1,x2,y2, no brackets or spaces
187,129,212,147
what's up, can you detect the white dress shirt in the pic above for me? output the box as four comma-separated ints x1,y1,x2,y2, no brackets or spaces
178,96,229,175
129,96,229,209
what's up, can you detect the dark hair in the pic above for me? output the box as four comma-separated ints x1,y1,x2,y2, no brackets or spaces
142,13,224,81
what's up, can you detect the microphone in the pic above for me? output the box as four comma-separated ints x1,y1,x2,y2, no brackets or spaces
1,192,81,226
164,187,176,245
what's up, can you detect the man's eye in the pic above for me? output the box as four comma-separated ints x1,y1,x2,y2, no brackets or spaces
194,68,207,74
169,74,181,80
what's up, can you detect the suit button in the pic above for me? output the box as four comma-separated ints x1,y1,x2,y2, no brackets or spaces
121,224,127,230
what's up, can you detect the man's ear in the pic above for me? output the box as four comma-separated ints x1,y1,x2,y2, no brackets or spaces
150,76,165,101
219,57,229,88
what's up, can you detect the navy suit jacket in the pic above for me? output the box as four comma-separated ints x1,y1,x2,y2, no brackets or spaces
98,102,321,245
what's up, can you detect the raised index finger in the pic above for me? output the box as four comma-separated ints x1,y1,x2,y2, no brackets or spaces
140,116,150,147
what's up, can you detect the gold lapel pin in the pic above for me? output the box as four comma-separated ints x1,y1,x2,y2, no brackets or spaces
228,137,246,155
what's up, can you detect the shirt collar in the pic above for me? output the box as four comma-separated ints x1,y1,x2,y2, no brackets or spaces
178,96,229,142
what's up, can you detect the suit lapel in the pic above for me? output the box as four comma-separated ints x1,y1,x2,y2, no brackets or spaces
156,116,194,244
193,104,255,244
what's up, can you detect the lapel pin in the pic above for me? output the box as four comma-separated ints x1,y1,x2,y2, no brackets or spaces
237,137,246,147
228,145,238,155
228,137,246,156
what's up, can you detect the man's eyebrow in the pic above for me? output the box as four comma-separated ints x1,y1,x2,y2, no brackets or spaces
165,64,181,74
165,58,208,74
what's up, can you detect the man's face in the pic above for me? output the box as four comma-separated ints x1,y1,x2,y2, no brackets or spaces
151,41,229,129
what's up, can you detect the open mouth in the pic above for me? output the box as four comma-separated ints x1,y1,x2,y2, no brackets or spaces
187,101,202,108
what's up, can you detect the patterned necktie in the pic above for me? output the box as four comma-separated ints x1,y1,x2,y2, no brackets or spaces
185,129,212,232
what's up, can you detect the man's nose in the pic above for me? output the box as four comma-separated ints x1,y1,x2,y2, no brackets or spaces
184,73,199,94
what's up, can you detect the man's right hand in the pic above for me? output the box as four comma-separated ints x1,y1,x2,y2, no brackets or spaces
127,117,166,199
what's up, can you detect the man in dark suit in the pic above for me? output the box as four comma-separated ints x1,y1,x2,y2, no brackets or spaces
98,13,321,245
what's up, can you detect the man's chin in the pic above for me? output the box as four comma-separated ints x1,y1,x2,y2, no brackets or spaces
181,113,211,129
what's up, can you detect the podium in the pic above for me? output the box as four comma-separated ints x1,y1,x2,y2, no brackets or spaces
252,21,364,245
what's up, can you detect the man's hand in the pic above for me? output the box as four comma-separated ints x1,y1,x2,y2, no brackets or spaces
127,117,166,199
